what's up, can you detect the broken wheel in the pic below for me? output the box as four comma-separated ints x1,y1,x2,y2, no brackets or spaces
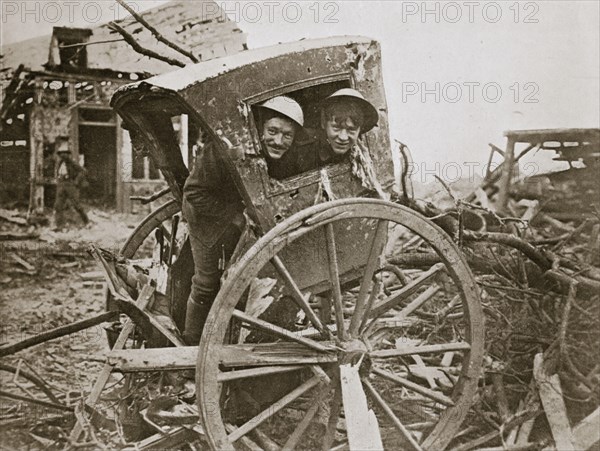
105,198,183,347
197,199,485,451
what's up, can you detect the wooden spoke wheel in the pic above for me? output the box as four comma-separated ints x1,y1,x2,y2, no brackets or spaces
197,199,484,451
118,199,181,261
105,199,184,348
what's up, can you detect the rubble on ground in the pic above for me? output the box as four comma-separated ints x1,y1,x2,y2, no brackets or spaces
1,141,599,450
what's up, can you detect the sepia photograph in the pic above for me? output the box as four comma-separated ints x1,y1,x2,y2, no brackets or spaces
1,1,599,449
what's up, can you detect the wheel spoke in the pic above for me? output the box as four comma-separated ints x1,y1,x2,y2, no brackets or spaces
369,263,445,319
322,378,343,451
395,285,440,320
363,378,423,451
434,294,461,321
372,367,454,407
217,365,305,382
232,309,336,352
198,200,485,451
228,375,322,443
363,286,438,338
359,278,382,333
218,343,338,367
349,219,388,336
271,255,330,338
370,342,470,359
325,223,347,340
282,389,323,451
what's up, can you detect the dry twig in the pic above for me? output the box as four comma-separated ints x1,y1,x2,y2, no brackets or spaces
107,22,186,68
115,0,199,63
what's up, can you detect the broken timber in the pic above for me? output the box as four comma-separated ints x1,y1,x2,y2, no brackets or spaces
106,342,337,372
68,284,155,443
0,310,119,357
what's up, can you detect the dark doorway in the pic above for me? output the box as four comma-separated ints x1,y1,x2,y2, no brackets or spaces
78,125,117,207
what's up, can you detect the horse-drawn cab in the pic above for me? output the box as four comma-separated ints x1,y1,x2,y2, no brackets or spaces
110,36,484,450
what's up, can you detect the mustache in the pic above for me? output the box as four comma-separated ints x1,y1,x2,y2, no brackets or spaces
265,143,288,151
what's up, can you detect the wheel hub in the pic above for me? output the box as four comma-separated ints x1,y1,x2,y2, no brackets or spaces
338,339,372,375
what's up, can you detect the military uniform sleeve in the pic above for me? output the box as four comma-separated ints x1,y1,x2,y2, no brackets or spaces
183,142,244,219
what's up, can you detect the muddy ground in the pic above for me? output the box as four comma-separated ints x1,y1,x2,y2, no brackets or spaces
0,209,145,449
1,174,599,450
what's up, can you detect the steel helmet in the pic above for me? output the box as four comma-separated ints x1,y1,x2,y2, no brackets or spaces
258,96,304,128
322,88,379,133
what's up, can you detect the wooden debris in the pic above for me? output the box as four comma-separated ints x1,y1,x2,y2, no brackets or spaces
122,427,198,450
533,353,575,450
107,342,337,372
79,271,105,281
339,363,383,450
0,389,73,412
0,209,27,225
9,253,35,271
572,407,600,450
0,231,38,241
0,311,119,357
68,284,155,444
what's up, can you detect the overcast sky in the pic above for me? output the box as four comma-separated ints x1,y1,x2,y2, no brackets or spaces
2,0,599,181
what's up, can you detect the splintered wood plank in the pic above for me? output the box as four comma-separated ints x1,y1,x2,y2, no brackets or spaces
370,342,470,359
339,363,383,450
369,264,445,318
572,407,599,450
108,343,337,372
533,353,575,450
123,427,198,450
70,284,155,442
107,347,198,371
144,310,186,346
219,343,338,367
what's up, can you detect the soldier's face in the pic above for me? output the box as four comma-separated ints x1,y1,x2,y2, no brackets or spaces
323,117,361,155
261,117,296,159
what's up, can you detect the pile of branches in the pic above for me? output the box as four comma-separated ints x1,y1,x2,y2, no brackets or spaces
393,162,600,449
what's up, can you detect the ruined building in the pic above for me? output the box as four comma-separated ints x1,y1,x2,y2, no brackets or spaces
0,0,247,214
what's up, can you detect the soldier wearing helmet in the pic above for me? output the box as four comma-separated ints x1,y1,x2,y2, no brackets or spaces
298,88,378,172
257,96,305,179
182,96,305,345
53,137,90,230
